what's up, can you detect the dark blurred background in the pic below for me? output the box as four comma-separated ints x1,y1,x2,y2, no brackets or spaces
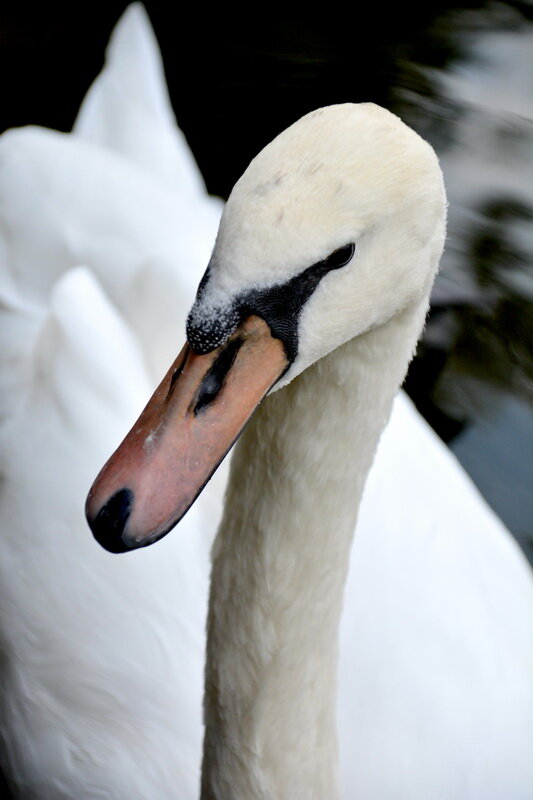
1,0,531,557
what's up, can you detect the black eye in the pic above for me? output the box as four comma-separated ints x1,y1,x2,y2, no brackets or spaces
323,243,355,271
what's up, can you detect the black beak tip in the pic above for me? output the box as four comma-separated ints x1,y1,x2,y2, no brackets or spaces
86,488,136,554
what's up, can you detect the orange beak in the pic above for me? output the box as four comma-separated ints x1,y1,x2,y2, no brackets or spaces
85,316,288,552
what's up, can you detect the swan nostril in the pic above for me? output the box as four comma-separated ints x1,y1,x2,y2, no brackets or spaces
88,488,135,553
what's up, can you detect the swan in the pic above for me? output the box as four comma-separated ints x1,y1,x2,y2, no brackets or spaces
1,5,531,799
85,9,532,800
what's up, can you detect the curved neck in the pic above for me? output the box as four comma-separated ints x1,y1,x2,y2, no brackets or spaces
201,302,427,800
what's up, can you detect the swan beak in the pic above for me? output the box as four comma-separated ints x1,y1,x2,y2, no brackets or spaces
85,315,288,553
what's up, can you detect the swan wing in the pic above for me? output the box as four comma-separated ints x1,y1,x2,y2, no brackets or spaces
0,267,212,799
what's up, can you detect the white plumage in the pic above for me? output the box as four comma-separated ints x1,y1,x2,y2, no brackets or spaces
0,5,531,799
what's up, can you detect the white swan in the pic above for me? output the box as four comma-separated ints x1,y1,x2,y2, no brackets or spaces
1,6,531,799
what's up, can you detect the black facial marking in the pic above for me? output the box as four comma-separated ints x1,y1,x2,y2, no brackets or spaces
187,243,355,364
196,265,212,297
323,243,355,271
237,265,326,362
194,337,244,415
186,299,240,355
89,488,134,554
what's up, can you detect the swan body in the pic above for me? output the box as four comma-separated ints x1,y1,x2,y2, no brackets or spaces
0,268,210,798
1,5,532,799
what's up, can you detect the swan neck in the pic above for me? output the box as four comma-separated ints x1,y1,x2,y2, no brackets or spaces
201,302,427,800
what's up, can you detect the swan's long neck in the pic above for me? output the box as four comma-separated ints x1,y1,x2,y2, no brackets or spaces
201,300,428,800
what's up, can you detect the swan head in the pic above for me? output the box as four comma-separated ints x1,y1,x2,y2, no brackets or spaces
188,103,445,387
86,103,446,552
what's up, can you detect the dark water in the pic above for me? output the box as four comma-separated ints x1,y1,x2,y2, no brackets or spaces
1,1,531,556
